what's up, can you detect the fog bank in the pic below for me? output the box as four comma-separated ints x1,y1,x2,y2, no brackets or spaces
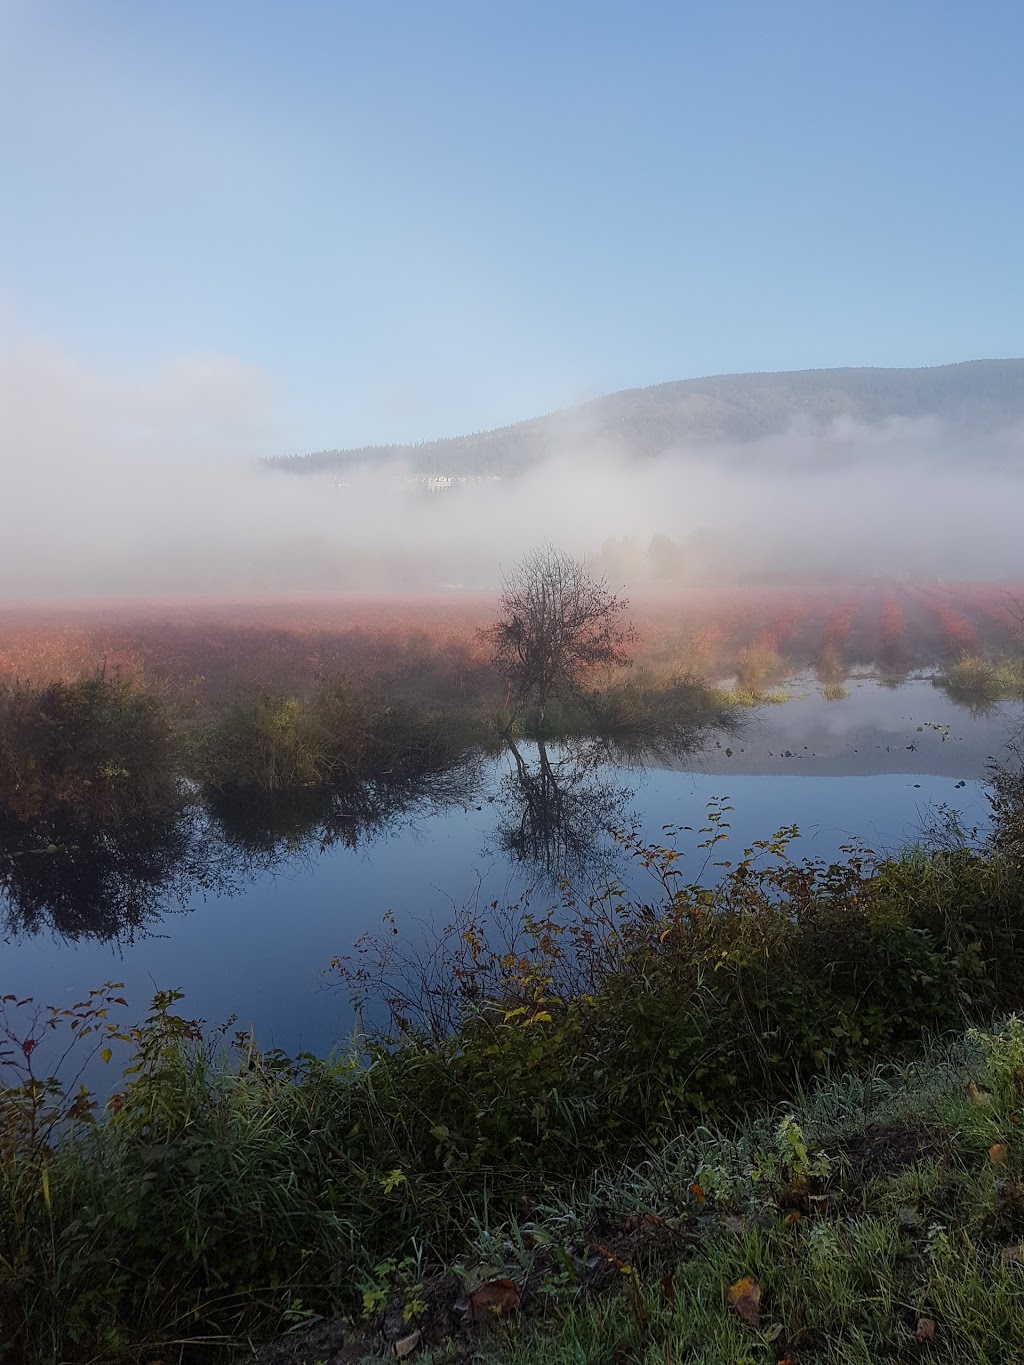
3,345,1023,598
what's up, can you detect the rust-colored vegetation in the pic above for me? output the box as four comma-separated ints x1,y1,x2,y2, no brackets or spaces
0,581,1022,711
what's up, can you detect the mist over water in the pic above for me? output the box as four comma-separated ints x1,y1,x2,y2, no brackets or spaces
3,343,1024,598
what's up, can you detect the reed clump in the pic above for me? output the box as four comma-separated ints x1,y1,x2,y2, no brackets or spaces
734,643,786,697
934,654,1023,712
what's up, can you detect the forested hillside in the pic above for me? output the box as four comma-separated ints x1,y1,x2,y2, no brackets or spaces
266,359,1024,477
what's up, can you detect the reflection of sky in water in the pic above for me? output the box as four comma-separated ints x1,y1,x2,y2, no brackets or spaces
684,674,1022,777
2,679,1019,1069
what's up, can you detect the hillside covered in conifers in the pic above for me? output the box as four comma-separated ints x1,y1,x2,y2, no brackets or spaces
265,359,1024,478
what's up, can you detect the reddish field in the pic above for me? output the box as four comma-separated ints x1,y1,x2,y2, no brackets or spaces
0,582,1021,706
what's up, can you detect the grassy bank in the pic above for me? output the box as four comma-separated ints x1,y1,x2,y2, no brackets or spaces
4,791,1024,1360
440,1023,1024,1364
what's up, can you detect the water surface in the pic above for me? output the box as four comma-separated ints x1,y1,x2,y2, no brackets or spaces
1,677,1019,1060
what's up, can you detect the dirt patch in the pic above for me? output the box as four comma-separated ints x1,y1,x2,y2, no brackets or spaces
240,1318,369,1365
239,1211,699,1363
577,1208,698,1297
829,1122,936,1189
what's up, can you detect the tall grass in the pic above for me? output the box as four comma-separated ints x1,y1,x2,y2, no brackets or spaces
936,655,1007,711
735,643,786,697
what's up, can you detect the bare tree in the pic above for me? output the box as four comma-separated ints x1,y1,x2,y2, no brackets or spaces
486,544,636,716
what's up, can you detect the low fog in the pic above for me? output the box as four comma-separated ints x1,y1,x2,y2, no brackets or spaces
3,344,1023,599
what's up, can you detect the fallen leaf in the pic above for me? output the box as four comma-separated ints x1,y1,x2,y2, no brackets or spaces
726,1275,761,1327
915,1317,936,1342
783,1210,802,1227
766,1322,784,1341
689,1182,706,1204
463,1278,520,1324
967,1079,992,1106
394,1330,421,1358
990,1143,1009,1165
590,1242,629,1270
1000,1243,1024,1264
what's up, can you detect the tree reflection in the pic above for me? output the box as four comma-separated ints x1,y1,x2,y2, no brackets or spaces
0,743,486,945
0,714,725,944
496,738,633,884
0,803,237,943
495,715,723,885
204,749,484,869
202,786,337,867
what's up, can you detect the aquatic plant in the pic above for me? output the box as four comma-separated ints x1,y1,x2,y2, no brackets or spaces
820,681,849,701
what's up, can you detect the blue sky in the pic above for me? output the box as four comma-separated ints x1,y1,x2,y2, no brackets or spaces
2,0,1022,452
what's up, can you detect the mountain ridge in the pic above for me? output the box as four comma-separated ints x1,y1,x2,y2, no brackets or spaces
265,358,1024,477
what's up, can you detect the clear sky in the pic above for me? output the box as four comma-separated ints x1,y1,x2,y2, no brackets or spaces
2,0,1022,453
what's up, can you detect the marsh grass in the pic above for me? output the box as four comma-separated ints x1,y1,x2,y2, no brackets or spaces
934,654,1024,713
196,679,369,792
936,655,1006,712
995,655,1024,700
815,642,846,687
735,644,787,695
731,684,793,706
499,670,728,749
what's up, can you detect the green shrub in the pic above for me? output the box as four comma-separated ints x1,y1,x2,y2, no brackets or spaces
0,675,176,825
195,681,479,798
330,827,1024,1195
199,692,328,791
198,679,371,793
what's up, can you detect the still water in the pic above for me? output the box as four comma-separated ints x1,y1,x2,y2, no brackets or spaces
1,677,1019,1059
